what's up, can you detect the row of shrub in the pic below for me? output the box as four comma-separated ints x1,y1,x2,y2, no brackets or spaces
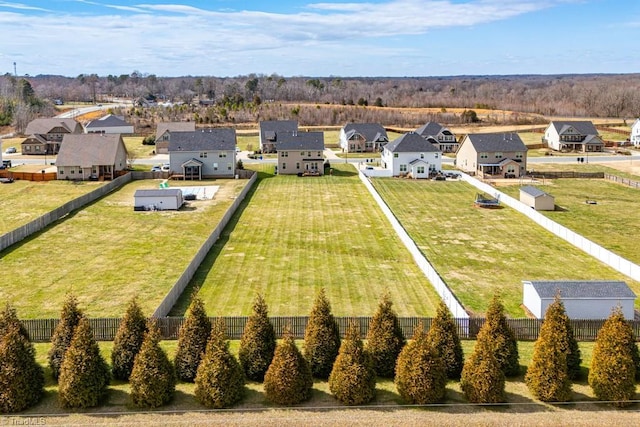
1,291,638,413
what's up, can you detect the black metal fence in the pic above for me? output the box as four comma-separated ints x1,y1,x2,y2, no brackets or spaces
19,317,640,343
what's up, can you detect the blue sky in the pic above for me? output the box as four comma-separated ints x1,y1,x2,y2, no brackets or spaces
0,0,638,77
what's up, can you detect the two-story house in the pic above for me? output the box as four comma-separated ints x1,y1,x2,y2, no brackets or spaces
259,120,298,153
154,122,196,154
456,133,527,178
168,129,236,179
277,132,325,175
22,118,83,155
56,134,128,181
381,132,442,178
339,123,388,153
631,119,640,147
543,121,604,152
414,122,458,153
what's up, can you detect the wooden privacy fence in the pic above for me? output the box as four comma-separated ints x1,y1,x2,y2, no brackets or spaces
19,317,640,343
527,171,605,179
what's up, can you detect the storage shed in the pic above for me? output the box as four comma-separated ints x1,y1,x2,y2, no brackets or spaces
519,186,555,211
134,189,183,211
522,280,636,320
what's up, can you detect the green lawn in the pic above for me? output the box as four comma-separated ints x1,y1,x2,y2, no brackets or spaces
0,180,105,234
0,179,247,318
500,177,640,265
172,164,441,317
20,340,639,425
370,179,640,316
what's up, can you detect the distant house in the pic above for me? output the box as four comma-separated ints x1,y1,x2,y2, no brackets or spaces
134,189,184,211
155,122,196,154
631,118,640,147
456,133,527,178
22,118,83,155
85,114,134,134
543,121,604,152
277,131,325,175
168,129,236,179
381,132,442,178
339,123,388,153
415,122,458,153
56,134,128,181
522,280,636,320
259,120,298,153
520,186,555,211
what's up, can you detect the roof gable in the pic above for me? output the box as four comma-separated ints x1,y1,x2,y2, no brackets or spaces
155,122,196,139
86,114,130,128
343,123,388,142
56,134,125,167
385,132,441,153
550,121,598,136
463,133,527,152
168,129,237,152
25,118,81,135
415,122,446,138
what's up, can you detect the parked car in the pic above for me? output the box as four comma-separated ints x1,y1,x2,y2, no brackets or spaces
161,163,170,172
151,165,162,172
5,147,16,154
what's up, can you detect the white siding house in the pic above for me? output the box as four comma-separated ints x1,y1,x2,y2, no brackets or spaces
631,118,640,147
168,129,236,179
134,189,184,211
522,280,636,320
381,132,441,178
339,123,388,153
520,186,555,211
543,121,604,152
84,114,134,134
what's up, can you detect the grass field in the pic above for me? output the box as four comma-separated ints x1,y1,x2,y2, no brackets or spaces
17,340,639,426
370,178,640,316
170,163,441,317
500,177,640,266
0,179,247,318
0,180,104,234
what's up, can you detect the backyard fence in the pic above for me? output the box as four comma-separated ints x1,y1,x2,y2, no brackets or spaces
526,171,604,179
19,316,640,343
605,173,640,189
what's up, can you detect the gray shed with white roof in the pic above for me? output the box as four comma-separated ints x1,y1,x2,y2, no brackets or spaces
134,188,184,211
520,186,555,211
522,280,636,320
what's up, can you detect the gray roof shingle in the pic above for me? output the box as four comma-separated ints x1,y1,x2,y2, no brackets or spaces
343,123,388,142
25,118,81,135
56,134,125,167
525,280,636,299
168,129,237,152
551,121,599,136
85,114,130,129
385,132,441,153
415,122,446,138
464,133,527,152
155,122,196,139
520,186,552,198
259,120,298,144
277,132,325,151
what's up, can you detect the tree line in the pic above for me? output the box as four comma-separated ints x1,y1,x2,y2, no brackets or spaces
1,290,638,413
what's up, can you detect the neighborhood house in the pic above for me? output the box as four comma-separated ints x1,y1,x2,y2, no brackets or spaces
277,131,325,175
414,122,459,153
339,123,389,153
155,122,196,154
85,114,134,134
381,132,442,178
259,120,298,153
543,120,604,153
168,129,237,179
631,118,640,147
56,134,128,181
522,280,636,320
22,118,83,155
456,133,527,178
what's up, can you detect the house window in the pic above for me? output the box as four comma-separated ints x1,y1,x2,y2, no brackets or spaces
282,163,286,170
420,153,424,159
219,152,227,158
199,152,208,158
516,153,523,159
399,164,407,172
417,166,425,174
350,144,355,151
435,153,439,158
59,168,64,174
70,169,74,174
227,163,232,170
281,151,288,157
35,146,40,152
296,163,300,169
213,162,218,171
480,153,488,159
394,153,398,158
495,152,503,159
317,151,321,157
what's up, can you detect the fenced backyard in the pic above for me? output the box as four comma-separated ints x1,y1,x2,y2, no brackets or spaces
20,316,640,342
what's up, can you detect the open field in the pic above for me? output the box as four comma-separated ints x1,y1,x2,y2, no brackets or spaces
370,178,640,316
500,178,640,265
0,180,104,234
171,163,441,317
16,340,639,426
0,178,247,318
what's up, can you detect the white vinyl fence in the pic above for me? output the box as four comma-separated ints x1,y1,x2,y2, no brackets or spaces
460,173,640,282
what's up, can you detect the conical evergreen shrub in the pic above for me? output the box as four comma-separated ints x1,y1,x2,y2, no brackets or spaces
175,295,211,382
129,321,176,409
0,324,45,413
328,322,376,406
303,288,340,379
426,300,464,380
195,319,245,408
111,298,147,381
238,294,276,382
460,338,506,404
588,308,636,408
395,322,447,404
48,294,84,380
58,317,110,409
264,325,313,406
0,304,29,340
365,292,405,378
477,294,519,377
525,297,573,402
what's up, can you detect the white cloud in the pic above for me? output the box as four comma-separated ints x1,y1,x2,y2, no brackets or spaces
0,1,50,12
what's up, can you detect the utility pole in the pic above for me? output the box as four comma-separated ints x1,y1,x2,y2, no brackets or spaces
13,62,16,77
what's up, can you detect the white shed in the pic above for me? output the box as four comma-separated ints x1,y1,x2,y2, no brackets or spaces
519,186,555,211
134,189,183,211
522,280,636,320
